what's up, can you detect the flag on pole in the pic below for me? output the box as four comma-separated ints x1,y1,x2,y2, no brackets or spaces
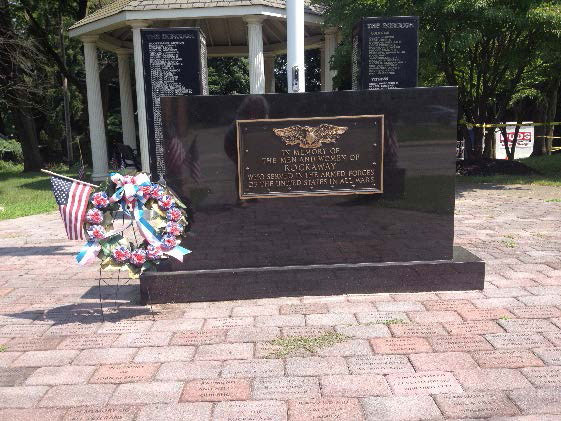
50,175,93,240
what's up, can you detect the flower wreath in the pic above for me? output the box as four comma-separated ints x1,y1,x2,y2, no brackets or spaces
77,172,191,278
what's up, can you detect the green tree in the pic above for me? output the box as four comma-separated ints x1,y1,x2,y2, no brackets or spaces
208,57,250,95
315,0,561,160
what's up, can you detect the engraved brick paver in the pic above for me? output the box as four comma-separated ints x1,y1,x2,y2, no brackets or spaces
347,355,415,374
423,299,475,311
156,361,221,381
485,333,552,349
443,320,504,335
57,334,117,349
457,308,514,320
498,318,559,333
387,371,463,395
472,350,545,368
361,395,443,420
170,329,227,345
428,335,493,352
288,397,364,421
89,363,159,383
180,378,250,402
253,377,320,400
214,400,287,421
510,306,561,318
63,406,138,421
434,392,520,418
369,337,432,354
521,366,561,387
6,337,63,352
388,323,446,337
280,303,328,315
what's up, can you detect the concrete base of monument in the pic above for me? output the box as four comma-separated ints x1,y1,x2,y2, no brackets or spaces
139,247,484,304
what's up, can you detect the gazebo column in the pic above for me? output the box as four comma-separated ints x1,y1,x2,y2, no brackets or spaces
287,0,305,93
81,36,108,181
130,20,151,173
116,49,137,150
244,16,265,95
323,27,338,92
264,53,276,93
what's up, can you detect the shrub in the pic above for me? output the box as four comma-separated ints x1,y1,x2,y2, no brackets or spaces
0,136,23,163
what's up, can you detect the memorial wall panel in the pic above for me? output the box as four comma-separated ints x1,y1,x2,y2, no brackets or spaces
158,88,457,272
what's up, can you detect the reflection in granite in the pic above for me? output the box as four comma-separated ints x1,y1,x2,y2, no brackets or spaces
159,88,457,270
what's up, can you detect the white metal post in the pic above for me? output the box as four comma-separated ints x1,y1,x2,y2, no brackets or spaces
286,0,305,93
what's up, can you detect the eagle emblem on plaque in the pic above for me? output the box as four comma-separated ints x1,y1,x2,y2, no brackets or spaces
273,124,348,149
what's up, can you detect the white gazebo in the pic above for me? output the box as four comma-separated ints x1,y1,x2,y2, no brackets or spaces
68,0,339,180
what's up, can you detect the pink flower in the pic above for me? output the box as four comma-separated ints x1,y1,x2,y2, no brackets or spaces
87,225,106,240
166,222,184,236
140,185,152,199
166,207,182,222
123,175,134,185
146,244,163,260
158,195,174,210
86,208,104,225
91,192,109,209
161,234,177,250
130,249,147,266
150,184,164,200
112,245,131,263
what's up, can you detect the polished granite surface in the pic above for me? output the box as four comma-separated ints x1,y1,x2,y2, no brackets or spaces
157,88,458,272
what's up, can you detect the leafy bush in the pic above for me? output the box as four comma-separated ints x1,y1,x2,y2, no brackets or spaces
0,137,23,163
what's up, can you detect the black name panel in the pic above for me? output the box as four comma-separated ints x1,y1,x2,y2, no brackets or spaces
352,16,419,90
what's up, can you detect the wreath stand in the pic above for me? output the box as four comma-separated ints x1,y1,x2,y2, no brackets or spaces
97,266,155,322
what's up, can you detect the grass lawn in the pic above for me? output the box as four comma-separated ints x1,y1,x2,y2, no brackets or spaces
457,154,561,186
0,161,84,221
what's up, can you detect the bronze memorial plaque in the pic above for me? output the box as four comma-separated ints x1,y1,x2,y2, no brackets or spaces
237,115,384,199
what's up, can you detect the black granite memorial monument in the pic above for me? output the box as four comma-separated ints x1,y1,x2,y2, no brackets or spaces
352,16,419,91
139,88,484,304
141,27,208,181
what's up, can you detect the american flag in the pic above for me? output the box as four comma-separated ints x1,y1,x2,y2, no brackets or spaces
77,163,86,180
186,137,201,184
50,175,93,240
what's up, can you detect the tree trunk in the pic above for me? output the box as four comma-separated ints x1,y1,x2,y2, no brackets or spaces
483,128,495,159
545,77,560,154
533,105,547,156
14,107,42,171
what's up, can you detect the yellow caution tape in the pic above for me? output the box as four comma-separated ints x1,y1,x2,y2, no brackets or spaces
460,121,561,128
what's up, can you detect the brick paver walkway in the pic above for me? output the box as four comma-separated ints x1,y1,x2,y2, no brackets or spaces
0,184,561,420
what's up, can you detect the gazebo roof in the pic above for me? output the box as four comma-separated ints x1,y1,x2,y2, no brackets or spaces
70,0,324,30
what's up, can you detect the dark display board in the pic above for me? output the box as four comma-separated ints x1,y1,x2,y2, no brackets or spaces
237,116,383,199
352,17,419,90
141,28,208,180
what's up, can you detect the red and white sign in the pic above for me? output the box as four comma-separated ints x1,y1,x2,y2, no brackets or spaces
495,123,534,160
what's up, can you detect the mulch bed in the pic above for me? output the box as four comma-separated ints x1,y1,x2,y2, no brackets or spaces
457,159,540,177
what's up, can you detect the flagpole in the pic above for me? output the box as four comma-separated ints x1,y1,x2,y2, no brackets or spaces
40,169,100,189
